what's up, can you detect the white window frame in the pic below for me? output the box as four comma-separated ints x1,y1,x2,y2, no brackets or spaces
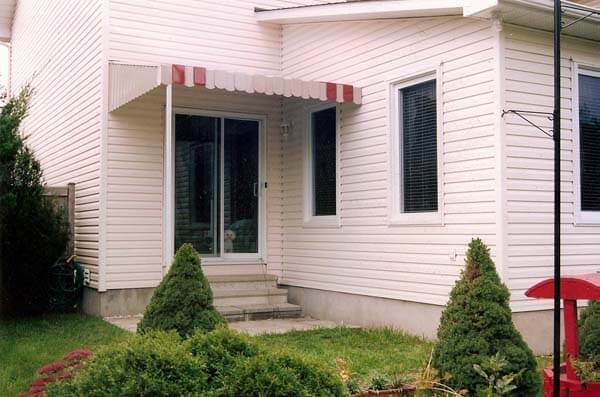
572,64,600,225
388,69,444,226
303,103,341,227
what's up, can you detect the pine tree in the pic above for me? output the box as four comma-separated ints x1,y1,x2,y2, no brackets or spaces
138,243,226,337
0,85,69,314
432,238,541,396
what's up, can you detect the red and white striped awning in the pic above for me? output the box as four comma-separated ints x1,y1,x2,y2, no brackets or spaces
109,62,362,112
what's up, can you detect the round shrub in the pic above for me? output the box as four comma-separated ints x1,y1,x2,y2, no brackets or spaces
188,327,259,390
432,238,540,396
580,300,600,360
45,331,207,397
138,244,226,337
224,350,346,397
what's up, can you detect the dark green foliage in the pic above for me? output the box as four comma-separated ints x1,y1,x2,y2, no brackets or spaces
224,350,346,397
432,238,540,396
188,326,259,390
45,331,208,397
0,85,69,314
46,328,345,397
580,300,600,360
137,243,226,337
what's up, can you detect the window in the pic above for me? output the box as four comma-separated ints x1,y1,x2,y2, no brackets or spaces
578,71,600,213
390,73,441,225
306,106,337,221
400,79,438,213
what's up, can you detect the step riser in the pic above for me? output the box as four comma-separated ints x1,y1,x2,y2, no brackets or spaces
223,309,303,322
210,280,278,290
214,294,288,307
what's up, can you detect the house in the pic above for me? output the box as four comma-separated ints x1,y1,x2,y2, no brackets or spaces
1,0,599,353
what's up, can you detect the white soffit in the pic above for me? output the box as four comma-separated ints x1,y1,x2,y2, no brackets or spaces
473,0,600,41
255,0,499,24
0,0,15,42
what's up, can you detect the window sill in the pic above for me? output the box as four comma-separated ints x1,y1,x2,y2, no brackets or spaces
389,211,443,226
302,215,340,228
575,211,600,226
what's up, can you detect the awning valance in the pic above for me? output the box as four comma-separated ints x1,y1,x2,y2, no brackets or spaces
109,62,362,112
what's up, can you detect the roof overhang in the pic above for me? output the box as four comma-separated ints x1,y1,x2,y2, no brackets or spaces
475,0,600,41
109,62,362,112
255,0,498,24
0,0,16,42
256,0,600,41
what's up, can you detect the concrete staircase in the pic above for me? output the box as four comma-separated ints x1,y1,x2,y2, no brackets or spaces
208,274,302,322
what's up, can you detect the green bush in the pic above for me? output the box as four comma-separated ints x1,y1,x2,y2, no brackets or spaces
46,331,207,397
580,300,600,360
432,238,540,396
188,326,259,390
224,350,346,397
137,244,226,337
0,85,69,315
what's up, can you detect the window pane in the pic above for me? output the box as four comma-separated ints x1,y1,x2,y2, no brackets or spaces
579,74,600,211
175,115,220,256
312,107,337,216
223,119,259,253
401,80,438,213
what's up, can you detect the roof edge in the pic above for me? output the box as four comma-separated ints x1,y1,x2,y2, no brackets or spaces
255,0,488,24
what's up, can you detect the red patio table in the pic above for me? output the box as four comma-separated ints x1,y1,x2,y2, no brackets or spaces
526,273,600,397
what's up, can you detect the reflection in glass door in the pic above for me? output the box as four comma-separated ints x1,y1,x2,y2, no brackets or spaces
223,119,259,254
174,114,260,257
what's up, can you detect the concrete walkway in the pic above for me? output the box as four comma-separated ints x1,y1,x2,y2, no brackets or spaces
105,315,351,335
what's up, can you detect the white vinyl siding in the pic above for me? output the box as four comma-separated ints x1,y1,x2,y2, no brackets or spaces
280,17,498,306
107,0,342,76
105,86,285,289
10,0,104,288
503,25,600,311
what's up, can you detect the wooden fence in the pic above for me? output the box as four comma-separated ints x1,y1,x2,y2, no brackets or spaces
43,183,75,256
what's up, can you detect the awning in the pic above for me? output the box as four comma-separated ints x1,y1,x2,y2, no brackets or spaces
108,62,362,112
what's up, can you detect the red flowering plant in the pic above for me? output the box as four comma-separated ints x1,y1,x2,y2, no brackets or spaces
19,349,92,397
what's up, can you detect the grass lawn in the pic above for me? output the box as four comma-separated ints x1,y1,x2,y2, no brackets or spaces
2,314,548,396
254,327,434,385
0,314,130,396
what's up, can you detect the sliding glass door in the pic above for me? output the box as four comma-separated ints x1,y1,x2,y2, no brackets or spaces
174,113,261,258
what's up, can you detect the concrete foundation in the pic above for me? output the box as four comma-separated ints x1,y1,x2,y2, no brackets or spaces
82,287,155,317
285,285,560,354
285,285,443,340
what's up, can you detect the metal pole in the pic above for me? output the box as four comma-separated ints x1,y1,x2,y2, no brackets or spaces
553,0,562,396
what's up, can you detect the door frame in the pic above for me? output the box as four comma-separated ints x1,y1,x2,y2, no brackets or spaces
166,107,268,266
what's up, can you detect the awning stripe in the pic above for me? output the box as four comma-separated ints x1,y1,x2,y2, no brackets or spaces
167,65,361,104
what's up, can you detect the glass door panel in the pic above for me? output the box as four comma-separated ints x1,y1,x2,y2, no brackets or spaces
223,119,259,254
175,115,220,256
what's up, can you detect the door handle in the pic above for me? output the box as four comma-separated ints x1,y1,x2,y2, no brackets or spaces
253,182,258,197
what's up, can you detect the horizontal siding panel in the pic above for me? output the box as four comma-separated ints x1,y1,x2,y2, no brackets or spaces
10,0,103,288
503,25,600,311
280,17,497,306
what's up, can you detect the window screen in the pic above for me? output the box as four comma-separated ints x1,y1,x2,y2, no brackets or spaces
401,80,438,213
579,73,600,211
312,107,337,216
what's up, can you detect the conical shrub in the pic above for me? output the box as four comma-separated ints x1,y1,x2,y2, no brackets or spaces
432,238,540,396
138,244,226,337
580,300,600,360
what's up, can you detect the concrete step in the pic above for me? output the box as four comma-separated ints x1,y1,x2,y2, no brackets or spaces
212,288,288,306
216,302,303,322
207,274,278,290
